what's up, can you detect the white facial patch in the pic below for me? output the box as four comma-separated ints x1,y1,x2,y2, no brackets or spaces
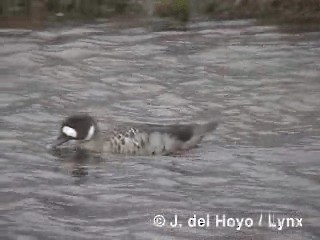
84,125,95,140
62,126,77,138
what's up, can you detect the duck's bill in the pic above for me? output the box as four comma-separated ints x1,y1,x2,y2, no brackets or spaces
46,135,69,150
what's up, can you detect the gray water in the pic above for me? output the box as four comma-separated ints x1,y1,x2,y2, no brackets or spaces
0,20,319,240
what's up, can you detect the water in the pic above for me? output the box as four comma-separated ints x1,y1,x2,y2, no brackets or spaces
1,20,320,239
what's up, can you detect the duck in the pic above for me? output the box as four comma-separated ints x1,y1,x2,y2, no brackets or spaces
48,114,218,156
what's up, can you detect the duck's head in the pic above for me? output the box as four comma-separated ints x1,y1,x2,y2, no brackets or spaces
49,114,98,149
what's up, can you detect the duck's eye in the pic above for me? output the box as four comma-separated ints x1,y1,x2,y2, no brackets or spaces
62,126,77,138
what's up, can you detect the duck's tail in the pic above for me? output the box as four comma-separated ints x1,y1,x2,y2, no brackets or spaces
179,120,218,150
194,120,219,136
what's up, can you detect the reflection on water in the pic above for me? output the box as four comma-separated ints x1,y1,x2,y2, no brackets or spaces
0,20,320,239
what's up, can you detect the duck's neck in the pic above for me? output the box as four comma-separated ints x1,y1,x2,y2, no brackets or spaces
80,131,104,153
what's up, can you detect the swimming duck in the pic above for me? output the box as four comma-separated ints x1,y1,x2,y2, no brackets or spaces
48,114,218,155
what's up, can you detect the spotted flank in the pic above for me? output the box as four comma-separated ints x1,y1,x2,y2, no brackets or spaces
108,128,177,155
110,128,140,154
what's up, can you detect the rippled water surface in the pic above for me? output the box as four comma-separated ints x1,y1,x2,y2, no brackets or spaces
1,20,320,239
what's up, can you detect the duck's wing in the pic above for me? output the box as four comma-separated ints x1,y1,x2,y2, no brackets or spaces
108,121,218,155
141,120,218,151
